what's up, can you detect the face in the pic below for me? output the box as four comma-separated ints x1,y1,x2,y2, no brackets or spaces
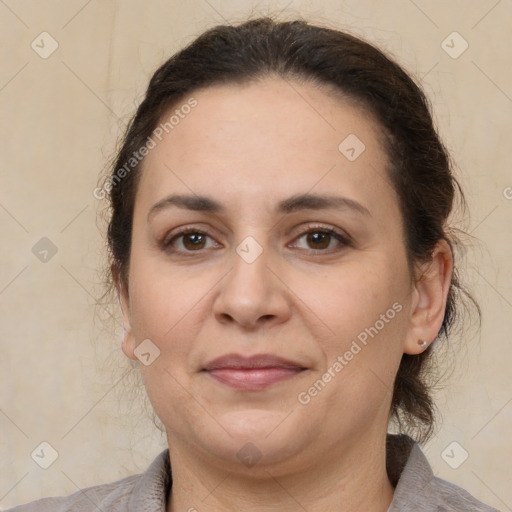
119,78,429,475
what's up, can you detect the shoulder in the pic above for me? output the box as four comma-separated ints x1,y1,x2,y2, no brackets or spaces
432,475,501,512
5,474,140,512
388,435,501,512
5,450,171,512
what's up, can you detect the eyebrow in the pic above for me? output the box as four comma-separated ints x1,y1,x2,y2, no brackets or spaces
147,192,371,221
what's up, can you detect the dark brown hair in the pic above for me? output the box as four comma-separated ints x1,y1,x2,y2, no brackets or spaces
100,16,478,443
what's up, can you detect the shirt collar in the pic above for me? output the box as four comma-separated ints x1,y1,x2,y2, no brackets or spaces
128,448,172,512
387,435,441,512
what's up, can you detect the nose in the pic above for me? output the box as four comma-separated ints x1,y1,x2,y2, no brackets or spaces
212,241,291,330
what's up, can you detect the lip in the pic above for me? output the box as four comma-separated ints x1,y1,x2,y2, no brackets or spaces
202,353,307,391
203,353,306,371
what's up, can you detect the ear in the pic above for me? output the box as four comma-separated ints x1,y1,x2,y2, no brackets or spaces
404,239,453,355
112,264,138,361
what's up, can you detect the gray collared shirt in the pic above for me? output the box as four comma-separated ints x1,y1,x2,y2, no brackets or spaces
6,436,501,511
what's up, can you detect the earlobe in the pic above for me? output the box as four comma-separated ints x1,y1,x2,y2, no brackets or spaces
406,338,431,356
113,266,138,361
404,240,453,355
118,301,138,361
120,328,138,361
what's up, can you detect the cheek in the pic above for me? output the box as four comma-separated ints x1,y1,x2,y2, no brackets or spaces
295,262,407,420
128,253,212,340
292,256,409,413
292,258,407,348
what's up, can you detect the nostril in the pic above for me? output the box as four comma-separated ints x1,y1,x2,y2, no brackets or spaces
220,313,234,322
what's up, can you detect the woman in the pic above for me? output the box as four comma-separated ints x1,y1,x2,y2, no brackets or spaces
10,16,500,512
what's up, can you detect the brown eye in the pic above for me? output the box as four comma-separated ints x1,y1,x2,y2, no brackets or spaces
164,229,219,254
291,226,351,253
305,231,331,250
181,232,207,250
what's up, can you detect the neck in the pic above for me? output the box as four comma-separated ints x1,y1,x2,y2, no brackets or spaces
166,432,395,512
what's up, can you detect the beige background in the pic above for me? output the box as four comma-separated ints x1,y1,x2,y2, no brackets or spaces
1,0,511,509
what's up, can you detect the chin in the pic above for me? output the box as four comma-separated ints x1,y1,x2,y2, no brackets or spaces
190,408,316,473
220,408,294,438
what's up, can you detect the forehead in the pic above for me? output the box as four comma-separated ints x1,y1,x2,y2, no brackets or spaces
135,77,394,217
155,78,380,155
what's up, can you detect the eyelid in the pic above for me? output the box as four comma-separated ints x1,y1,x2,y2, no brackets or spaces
289,222,352,243
163,224,215,244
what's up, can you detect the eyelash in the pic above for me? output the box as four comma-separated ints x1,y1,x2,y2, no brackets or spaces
162,224,352,256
